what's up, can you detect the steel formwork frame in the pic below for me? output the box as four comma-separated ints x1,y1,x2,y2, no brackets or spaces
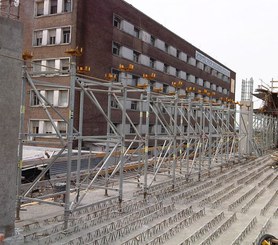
16,57,278,227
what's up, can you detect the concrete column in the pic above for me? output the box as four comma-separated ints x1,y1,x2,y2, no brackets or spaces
239,100,253,155
0,17,22,238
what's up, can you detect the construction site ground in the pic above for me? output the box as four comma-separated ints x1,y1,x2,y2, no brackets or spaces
11,154,278,245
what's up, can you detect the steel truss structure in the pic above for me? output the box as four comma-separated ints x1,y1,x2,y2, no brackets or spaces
16,54,278,228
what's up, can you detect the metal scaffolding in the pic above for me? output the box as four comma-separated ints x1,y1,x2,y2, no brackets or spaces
16,52,278,228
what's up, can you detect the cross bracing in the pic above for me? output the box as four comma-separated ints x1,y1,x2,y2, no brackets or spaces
17,57,278,230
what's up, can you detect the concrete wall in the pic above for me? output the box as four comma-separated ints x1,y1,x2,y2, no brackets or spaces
0,16,22,238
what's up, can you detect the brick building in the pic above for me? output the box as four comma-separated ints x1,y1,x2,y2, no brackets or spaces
19,0,236,144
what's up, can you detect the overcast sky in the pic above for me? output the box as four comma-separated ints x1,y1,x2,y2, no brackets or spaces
124,0,278,106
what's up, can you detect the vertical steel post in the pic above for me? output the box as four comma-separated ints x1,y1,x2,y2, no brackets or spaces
119,79,127,207
76,87,84,201
172,88,178,189
208,101,212,177
144,85,150,199
153,97,158,181
16,62,27,220
198,100,203,181
186,97,191,180
64,56,76,229
105,81,112,196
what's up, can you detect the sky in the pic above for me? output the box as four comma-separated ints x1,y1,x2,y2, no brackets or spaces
124,0,278,107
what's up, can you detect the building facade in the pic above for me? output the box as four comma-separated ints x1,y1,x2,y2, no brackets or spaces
19,0,236,143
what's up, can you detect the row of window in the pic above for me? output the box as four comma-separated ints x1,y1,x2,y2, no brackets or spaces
30,89,69,107
113,16,231,83
30,120,67,135
32,58,70,74
33,26,71,46
35,0,72,17
112,43,230,89
111,69,230,96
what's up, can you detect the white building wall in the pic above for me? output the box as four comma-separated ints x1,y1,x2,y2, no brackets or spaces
197,61,204,70
188,57,196,66
197,78,204,86
154,60,164,71
217,72,223,79
179,51,187,62
188,74,195,83
53,90,59,106
120,46,133,60
119,73,132,85
140,30,151,43
57,0,63,13
121,20,134,35
168,66,176,76
137,78,148,86
179,71,187,80
41,60,47,72
167,86,175,94
217,86,223,93
56,28,61,44
44,0,50,15
139,54,150,66
155,38,165,51
168,45,177,57
204,81,210,88
42,30,48,45
154,82,163,89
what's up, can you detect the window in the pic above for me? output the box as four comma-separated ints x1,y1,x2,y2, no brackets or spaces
32,60,41,73
111,98,118,108
131,101,137,110
30,90,41,106
165,43,169,52
150,58,155,68
163,84,168,93
50,0,57,14
110,123,118,134
58,121,67,134
47,59,56,73
58,90,68,107
164,64,168,73
62,27,70,43
60,58,69,73
36,1,44,16
132,75,139,87
150,35,155,46
44,121,53,134
112,69,120,82
161,126,165,133
45,90,54,105
176,49,180,58
133,51,140,63
134,27,140,38
130,124,137,134
30,120,39,134
34,31,43,46
113,16,121,28
112,42,120,55
150,80,155,91
176,69,180,78
48,29,56,45
64,0,71,12
149,125,154,134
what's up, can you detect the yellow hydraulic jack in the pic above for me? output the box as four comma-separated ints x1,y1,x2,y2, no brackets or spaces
258,234,278,245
